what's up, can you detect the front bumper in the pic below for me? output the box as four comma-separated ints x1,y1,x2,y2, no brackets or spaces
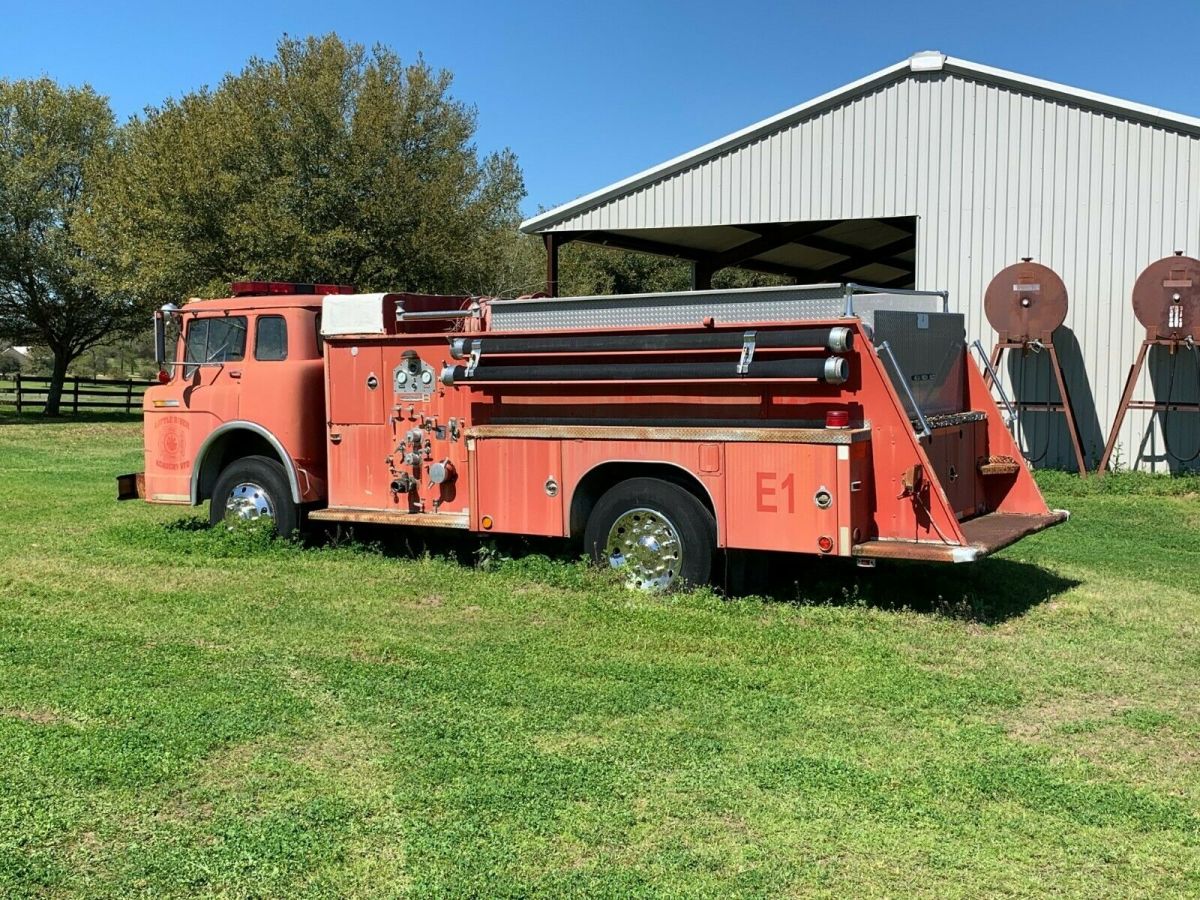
116,472,146,501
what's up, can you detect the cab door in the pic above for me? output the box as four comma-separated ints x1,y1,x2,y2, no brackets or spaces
180,313,247,426
237,309,328,500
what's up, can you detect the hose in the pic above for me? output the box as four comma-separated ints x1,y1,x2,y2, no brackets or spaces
1014,346,1052,464
1161,344,1200,464
443,356,848,385
449,326,851,358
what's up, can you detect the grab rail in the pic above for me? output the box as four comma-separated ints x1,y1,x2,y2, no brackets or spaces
397,308,479,321
877,340,932,438
970,339,1017,426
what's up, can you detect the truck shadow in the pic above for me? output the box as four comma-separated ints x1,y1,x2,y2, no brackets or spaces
724,551,1079,624
0,410,143,426
302,521,1076,626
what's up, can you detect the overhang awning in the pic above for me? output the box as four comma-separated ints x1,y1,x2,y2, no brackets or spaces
542,216,917,292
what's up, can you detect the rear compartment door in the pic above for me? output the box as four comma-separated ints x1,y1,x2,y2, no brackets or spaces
471,438,563,536
926,423,979,519
723,442,840,554
326,344,386,425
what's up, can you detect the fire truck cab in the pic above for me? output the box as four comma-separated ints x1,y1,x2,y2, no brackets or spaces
122,280,1067,590
128,283,348,535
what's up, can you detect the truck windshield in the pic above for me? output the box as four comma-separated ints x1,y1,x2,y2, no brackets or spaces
184,316,247,378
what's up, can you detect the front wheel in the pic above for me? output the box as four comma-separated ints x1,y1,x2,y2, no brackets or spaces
209,455,299,538
583,477,715,591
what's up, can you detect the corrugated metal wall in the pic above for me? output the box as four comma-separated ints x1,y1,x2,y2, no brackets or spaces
546,72,1200,472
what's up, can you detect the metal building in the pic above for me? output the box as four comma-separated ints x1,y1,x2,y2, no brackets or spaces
520,51,1200,472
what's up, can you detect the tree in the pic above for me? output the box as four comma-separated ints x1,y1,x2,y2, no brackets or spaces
566,238,800,296
79,34,525,302
0,78,133,415
495,230,795,302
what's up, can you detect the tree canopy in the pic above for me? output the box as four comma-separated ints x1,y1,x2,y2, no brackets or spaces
0,77,133,414
556,241,790,297
3,32,788,417
78,34,526,303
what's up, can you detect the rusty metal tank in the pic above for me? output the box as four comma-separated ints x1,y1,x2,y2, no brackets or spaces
1131,251,1200,340
984,259,1068,343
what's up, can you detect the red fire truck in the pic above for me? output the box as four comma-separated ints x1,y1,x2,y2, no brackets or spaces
119,280,1066,590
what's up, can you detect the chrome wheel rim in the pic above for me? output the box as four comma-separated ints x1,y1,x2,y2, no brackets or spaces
224,481,274,523
605,507,684,591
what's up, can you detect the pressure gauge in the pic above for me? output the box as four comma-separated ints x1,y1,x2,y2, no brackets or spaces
393,353,436,400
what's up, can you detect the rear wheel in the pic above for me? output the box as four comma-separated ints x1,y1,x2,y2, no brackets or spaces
209,455,298,538
584,477,715,591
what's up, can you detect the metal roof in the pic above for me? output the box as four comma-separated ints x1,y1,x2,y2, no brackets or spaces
520,51,1200,235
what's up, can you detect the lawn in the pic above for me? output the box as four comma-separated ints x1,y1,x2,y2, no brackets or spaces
1,413,1198,897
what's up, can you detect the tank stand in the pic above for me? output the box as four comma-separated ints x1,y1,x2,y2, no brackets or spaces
1098,337,1200,475
985,338,1089,477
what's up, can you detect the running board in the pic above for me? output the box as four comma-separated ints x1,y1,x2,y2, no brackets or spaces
852,510,1069,563
307,507,470,529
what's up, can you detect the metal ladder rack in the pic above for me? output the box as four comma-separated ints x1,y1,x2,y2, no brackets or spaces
487,283,948,332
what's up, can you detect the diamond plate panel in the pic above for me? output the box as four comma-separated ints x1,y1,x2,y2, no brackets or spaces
490,285,948,332
852,292,945,331
490,284,848,331
872,309,966,416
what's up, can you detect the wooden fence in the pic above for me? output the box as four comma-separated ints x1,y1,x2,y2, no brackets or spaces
0,374,153,414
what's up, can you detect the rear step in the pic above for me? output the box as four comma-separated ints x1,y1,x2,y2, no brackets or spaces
852,510,1069,563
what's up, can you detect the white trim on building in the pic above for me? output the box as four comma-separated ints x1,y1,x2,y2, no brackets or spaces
521,51,1200,235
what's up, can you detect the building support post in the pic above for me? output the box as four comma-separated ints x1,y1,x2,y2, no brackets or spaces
543,233,560,297
692,260,715,291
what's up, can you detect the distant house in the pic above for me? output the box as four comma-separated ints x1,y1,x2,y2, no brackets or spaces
0,345,33,370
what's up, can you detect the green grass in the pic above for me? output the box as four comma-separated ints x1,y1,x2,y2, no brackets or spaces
0,415,1198,897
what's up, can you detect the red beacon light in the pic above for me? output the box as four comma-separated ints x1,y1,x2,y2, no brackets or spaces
156,369,170,384
229,281,357,297
825,409,851,429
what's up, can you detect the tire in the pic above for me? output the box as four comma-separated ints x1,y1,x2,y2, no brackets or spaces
583,477,716,591
208,454,299,538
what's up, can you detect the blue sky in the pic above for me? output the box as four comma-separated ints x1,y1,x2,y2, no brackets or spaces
4,1,1197,220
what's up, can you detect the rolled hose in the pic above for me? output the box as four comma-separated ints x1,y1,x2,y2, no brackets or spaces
449,326,852,358
441,356,849,386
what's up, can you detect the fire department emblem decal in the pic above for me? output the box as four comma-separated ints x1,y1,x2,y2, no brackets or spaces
154,415,190,471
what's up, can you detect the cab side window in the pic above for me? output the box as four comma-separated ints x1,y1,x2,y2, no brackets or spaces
255,315,288,361
184,316,247,378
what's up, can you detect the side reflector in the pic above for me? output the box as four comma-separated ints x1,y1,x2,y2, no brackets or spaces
817,536,834,553
481,515,494,530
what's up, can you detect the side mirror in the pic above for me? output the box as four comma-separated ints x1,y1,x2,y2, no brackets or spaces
155,303,179,369
154,311,166,366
